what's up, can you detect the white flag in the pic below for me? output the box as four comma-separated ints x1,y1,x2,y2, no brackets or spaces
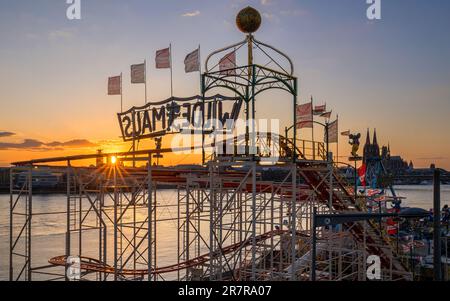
156,47,170,69
219,51,236,75
313,104,326,115
131,63,145,84
296,102,313,129
325,119,338,143
184,48,200,73
320,111,332,119
108,75,121,95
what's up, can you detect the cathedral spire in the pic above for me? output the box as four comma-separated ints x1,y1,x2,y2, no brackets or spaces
365,128,371,145
373,128,378,146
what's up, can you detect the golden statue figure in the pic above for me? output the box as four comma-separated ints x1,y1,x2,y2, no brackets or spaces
349,133,361,157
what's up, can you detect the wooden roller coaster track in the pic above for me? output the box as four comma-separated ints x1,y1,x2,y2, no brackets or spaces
49,230,305,276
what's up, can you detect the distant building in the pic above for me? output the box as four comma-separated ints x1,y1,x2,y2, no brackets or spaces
363,128,380,163
96,149,105,167
0,167,9,190
363,129,409,175
16,170,61,188
386,156,408,174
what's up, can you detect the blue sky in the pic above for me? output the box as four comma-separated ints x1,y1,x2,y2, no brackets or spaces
0,0,449,167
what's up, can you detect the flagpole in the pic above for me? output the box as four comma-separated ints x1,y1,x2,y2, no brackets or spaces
198,45,205,163
198,45,202,94
130,65,137,167
120,72,123,113
336,114,339,165
170,43,173,97
144,59,147,104
311,95,315,159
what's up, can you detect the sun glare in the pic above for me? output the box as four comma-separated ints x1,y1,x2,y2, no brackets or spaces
111,156,117,164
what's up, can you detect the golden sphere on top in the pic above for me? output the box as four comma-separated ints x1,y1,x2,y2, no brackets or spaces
236,6,262,34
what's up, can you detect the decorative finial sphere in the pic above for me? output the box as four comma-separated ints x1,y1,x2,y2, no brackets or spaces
236,6,261,34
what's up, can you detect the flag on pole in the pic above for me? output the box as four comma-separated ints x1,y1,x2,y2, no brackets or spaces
373,195,387,202
357,164,367,187
219,51,236,75
156,47,171,69
367,189,383,197
320,111,332,119
313,104,326,115
108,75,121,95
296,102,313,129
130,63,145,84
325,119,338,143
184,48,200,73
341,130,351,136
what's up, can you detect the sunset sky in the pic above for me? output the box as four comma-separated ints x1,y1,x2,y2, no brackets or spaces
0,0,449,168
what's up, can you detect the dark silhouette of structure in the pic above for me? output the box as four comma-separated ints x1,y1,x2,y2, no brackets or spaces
363,129,409,175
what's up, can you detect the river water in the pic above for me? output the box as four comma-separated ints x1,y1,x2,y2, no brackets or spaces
0,185,449,281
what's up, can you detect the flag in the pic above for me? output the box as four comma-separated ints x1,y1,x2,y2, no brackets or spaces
325,119,338,143
108,75,121,95
131,63,145,84
296,102,313,129
367,189,383,197
341,130,350,136
357,163,366,187
313,104,326,115
373,196,387,202
219,51,236,75
156,47,170,69
320,111,332,119
184,48,200,73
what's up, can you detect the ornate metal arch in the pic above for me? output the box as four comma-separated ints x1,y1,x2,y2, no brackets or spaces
201,34,299,162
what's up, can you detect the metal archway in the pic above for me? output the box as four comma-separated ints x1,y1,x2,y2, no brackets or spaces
201,34,299,163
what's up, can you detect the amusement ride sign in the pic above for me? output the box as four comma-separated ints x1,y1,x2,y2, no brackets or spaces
117,95,243,141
